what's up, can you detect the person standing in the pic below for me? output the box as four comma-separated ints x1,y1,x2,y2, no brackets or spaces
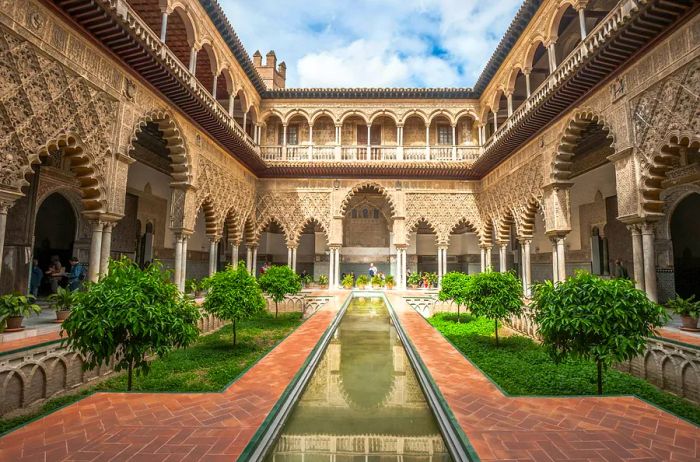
45,256,65,294
614,259,629,279
369,263,377,278
67,256,86,291
29,258,43,297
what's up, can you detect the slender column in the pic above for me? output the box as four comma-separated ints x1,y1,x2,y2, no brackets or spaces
160,12,169,42
252,246,258,277
486,246,492,270
292,247,297,272
578,8,587,39
174,234,184,288
246,246,253,273
499,244,507,272
556,236,566,282
308,123,314,160
367,124,372,159
641,223,658,302
88,220,104,282
522,239,532,297
0,201,11,285
99,223,113,276
287,247,293,268
282,124,288,159
211,74,218,99
547,43,557,73
230,241,239,266
480,247,486,272
478,125,484,145
328,249,335,289
242,111,248,135
188,47,198,73
208,237,218,276
425,124,430,160
335,125,341,145
551,238,559,282
228,96,235,117
524,70,531,97
437,247,443,285
395,248,402,289
402,249,407,289
180,236,189,291
443,248,448,276
492,111,498,132
506,93,513,117
628,225,645,291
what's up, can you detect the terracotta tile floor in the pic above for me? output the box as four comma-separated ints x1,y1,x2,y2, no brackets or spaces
658,327,700,347
387,294,700,462
0,297,342,461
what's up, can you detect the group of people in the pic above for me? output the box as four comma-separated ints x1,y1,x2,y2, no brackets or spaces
29,255,86,296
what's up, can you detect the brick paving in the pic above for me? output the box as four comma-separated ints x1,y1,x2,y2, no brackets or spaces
387,294,700,462
0,296,342,461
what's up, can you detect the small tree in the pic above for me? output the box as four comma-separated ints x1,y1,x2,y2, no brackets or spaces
62,258,200,390
465,270,523,345
204,262,266,343
258,265,301,318
531,271,667,395
438,272,470,323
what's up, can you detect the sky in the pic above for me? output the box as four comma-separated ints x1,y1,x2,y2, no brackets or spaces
218,0,522,88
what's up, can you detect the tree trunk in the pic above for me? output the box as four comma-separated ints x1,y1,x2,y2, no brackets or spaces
457,304,460,323
596,359,603,395
127,360,133,391
233,318,237,346
494,319,499,346
275,301,278,318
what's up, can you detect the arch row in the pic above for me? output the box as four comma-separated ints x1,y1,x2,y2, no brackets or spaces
259,107,480,127
253,191,332,247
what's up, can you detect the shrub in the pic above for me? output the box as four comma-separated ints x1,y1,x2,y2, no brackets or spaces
531,271,668,394
317,275,329,287
62,258,200,390
464,270,523,345
48,287,75,312
342,274,354,289
258,265,302,318
356,274,370,288
371,275,384,288
385,274,395,289
438,272,470,323
426,272,438,288
407,272,422,287
203,262,266,344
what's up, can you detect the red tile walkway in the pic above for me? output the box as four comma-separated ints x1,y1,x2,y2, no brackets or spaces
0,295,344,461
0,331,63,353
387,294,700,461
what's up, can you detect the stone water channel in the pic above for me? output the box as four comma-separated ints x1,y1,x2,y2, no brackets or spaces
264,296,452,461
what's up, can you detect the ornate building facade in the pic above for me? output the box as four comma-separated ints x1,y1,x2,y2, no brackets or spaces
0,0,698,303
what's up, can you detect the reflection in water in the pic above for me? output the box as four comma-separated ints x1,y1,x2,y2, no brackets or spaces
265,297,452,461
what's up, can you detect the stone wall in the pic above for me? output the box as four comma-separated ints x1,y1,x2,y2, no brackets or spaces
404,296,700,405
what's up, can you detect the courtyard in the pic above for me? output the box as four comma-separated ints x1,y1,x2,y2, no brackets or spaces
1,0,700,460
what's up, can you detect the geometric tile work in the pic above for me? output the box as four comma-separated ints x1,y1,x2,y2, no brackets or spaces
0,303,339,461
387,294,700,462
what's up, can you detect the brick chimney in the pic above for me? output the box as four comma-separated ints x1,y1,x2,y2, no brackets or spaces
253,50,286,90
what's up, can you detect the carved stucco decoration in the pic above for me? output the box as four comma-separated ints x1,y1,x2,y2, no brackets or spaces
254,191,331,246
632,57,700,215
404,193,482,245
0,28,118,212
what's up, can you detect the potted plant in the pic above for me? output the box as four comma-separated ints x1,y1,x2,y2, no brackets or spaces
356,274,370,289
317,275,329,289
0,293,42,331
407,272,421,289
48,286,74,322
342,274,354,289
667,294,700,332
301,274,313,288
371,275,384,288
427,272,439,288
385,275,395,289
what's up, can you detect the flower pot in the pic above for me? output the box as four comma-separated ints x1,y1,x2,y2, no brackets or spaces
357,284,366,290
56,310,71,322
319,284,328,290
680,315,700,332
386,284,394,290
5,316,24,331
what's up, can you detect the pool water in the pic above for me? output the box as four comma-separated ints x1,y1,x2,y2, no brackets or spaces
264,296,452,461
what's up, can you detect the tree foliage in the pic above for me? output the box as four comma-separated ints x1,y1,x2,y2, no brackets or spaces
258,265,301,317
204,262,266,341
464,270,523,345
438,272,470,322
531,271,668,394
62,258,200,390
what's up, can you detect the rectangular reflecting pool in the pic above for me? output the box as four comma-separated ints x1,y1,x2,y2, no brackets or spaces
264,296,453,461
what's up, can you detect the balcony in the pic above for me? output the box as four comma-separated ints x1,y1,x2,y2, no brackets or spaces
260,145,481,163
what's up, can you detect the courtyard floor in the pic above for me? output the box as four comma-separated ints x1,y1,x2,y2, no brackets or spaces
0,292,699,461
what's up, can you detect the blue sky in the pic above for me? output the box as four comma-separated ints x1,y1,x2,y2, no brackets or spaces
219,0,522,88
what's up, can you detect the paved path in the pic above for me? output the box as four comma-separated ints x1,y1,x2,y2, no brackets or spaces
0,296,343,461
387,294,700,462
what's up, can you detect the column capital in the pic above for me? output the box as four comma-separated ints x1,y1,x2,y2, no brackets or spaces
640,222,656,234
0,190,22,211
517,237,533,245
208,234,222,244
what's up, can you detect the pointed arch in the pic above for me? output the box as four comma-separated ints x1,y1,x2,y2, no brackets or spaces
339,182,396,217
551,110,615,181
130,109,193,187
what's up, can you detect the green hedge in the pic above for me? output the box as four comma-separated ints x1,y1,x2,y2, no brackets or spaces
429,312,700,425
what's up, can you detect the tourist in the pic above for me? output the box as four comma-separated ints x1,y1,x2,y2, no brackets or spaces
615,259,629,279
45,256,65,293
369,263,377,277
29,258,43,297
67,256,87,291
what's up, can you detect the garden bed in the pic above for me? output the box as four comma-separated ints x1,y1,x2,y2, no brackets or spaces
429,312,700,426
0,312,302,435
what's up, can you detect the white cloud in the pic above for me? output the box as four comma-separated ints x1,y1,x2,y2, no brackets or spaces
219,0,521,88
